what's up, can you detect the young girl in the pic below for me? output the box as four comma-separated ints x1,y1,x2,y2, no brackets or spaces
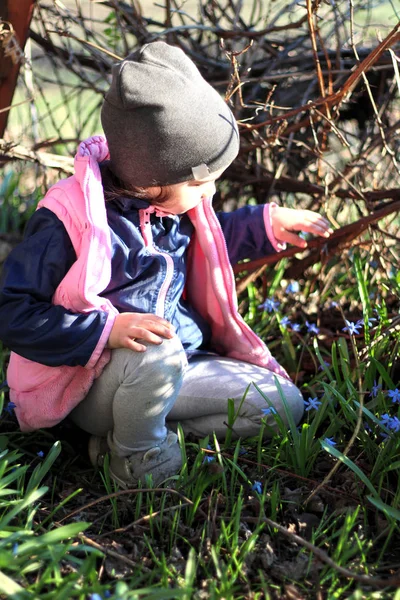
0,42,332,488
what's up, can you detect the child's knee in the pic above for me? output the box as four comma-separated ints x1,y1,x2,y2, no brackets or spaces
242,375,304,427
134,334,187,385
222,380,303,440
111,335,187,387
149,335,188,382
278,379,304,425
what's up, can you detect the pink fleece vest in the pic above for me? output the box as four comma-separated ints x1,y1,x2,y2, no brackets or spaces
7,136,288,432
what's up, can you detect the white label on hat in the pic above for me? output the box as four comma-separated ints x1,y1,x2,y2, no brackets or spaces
192,163,210,180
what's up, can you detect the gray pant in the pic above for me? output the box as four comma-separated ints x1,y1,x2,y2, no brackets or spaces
70,336,304,452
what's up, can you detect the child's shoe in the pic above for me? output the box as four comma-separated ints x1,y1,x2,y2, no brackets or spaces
88,435,109,467
107,431,182,489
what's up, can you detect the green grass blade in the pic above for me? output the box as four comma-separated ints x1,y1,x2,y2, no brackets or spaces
182,547,196,600
0,570,29,597
0,488,47,529
367,496,400,522
321,441,379,498
368,357,395,389
26,441,62,494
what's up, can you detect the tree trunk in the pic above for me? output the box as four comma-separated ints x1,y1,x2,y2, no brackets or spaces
0,0,35,137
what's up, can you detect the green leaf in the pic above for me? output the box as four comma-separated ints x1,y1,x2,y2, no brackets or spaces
321,441,378,498
17,522,90,555
183,547,196,599
313,338,335,382
0,570,27,596
367,496,400,522
126,589,187,599
26,441,62,494
383,460,400,472
264,260,287,298
0,488,47,529
368,357,395,389
337,337,350,379
0,465,29,491
353,400,388,431
354,253,370,317
331,342,342,384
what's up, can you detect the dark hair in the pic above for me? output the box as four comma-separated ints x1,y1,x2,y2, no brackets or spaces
102,164,173,204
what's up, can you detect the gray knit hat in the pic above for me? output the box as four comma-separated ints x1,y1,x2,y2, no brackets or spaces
101,41,239,187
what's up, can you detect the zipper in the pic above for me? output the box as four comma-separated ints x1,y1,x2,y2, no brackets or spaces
139,208,174,317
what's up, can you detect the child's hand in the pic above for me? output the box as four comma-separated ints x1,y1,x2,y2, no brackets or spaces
107,312,175,352
270,206,333,248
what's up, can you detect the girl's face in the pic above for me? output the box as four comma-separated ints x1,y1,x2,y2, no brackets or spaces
146,168,225,215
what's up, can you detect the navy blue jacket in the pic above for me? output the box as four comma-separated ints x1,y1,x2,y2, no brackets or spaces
0,192,276,367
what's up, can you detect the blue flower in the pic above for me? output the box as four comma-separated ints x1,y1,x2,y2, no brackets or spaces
280,316,291,329
37,451,44,458
0,380,8,390
379,413,392,427
388,389,400,404
304,397,321,411
370,381,381,398
305,321,319,335
258,298,280,313
388,416,400,433
291,323,301,332
380,414,400,433
89,594,103,600
324,437,337,447
318,360,330,371
203,444,215,463
356,318,377,328
12,543,18,556
364,421,372,433
286,282,300,294
342,320,362,335
252,481,262,494
4,402,16,415
261,407,277,416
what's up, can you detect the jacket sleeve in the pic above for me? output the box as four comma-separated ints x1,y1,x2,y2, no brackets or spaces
0,208,109,367
216,203,285,265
